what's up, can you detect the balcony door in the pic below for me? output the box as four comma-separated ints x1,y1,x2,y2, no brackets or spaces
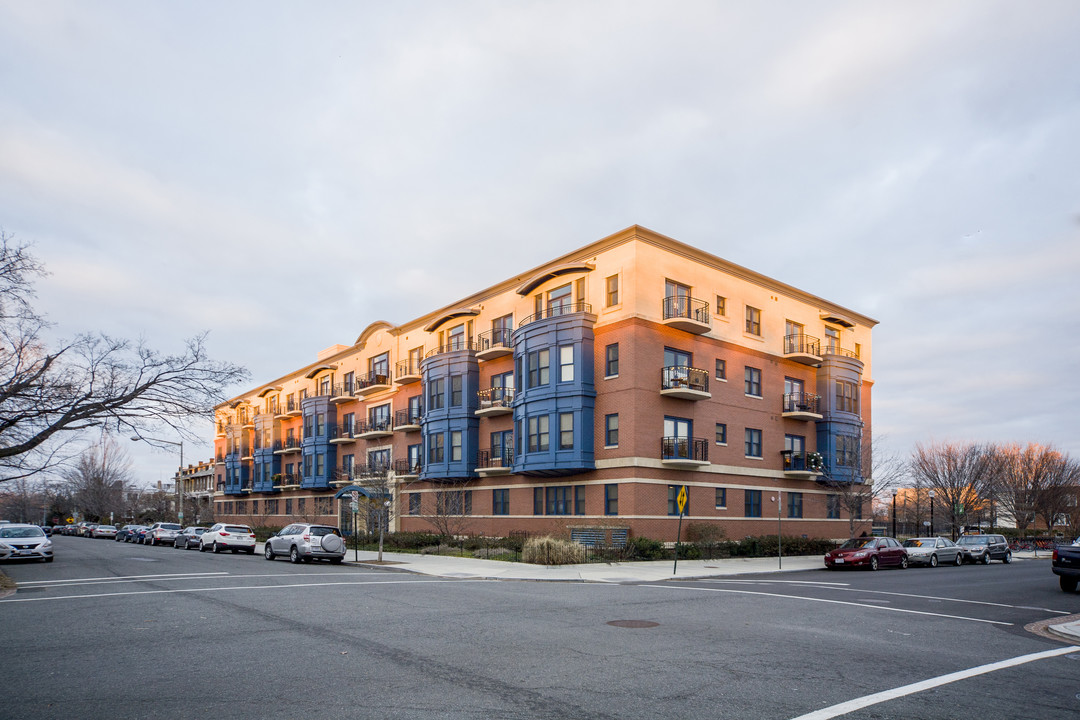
664,416,692,459
548,283,573,316
666,280,690,317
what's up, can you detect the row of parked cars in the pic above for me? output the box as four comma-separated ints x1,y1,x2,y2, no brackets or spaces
824,534,1013,570
65,519,347,563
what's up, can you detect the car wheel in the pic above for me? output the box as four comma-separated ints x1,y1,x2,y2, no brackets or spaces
929,554,938,568
290,546,301,564
330,557,343,565
981,553,991,565
231,548,239,554
246,548,255,555
869,556,879,571
198,542,206,552
1061,576,1078,593
900,556,909,569
264,544,275,561
1003,552,1012,564
953,552,963,566
213,542,222,554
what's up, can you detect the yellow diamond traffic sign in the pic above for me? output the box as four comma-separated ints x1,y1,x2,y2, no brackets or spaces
677,486,687,514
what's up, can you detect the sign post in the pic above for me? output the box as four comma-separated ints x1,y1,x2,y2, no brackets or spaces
351,491,360,562
672,485,687,575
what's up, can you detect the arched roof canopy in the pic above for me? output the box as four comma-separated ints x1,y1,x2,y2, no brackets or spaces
354,320,396,347
304,364,335,379
424,308,480,333
256,385,282,398
515,262,594,296
819,311,856,329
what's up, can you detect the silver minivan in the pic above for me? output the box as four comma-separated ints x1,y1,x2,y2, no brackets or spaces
264,523,346,564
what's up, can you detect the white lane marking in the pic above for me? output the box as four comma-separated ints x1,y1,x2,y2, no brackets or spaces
789,646,1080,720
0,578,475,603
701,580,1073,615
17,572,229,585
17,571,385,590
642,585,1012,625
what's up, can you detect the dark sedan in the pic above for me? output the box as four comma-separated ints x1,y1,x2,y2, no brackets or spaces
173,527,208,550
825,537,908,571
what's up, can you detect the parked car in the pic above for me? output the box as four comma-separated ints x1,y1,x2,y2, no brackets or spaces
145,522,183,546
39,526,53,537
0,523,54,563
133,526,153,544
1052,540,1080,593
825,537,908,570
902,537,964,567
91,525,118,539
115,525,141,542
79,523,98,538
173,527,208,550
199,523,256,554
264,523,346,564
956,534,1012,564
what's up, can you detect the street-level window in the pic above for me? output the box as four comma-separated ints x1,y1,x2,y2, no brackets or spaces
788,492,803,519
745,489,762,517
715,488,727,508
409,494,421,515
492,489,509,515
668,485,689,516
605,484,619,515
827,495,840,519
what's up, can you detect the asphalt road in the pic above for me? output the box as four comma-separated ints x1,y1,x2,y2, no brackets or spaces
2,535,1079,720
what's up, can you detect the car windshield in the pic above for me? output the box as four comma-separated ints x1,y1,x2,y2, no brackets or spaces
311,527,340,537
0,527,45,538
958,537,988,545
161,524,182,530
839,538,875,549
903,539,935,548
225,526,251,533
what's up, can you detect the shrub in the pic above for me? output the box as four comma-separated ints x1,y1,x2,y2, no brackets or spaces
626,536,667,560
522,536,586,565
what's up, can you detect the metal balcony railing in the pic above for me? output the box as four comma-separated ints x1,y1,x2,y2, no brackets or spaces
396,358,421,378
781,450,823,473
331,383,354,398
477,386,515,409
356,370,392,390
328,423,355,440
476,328,513,352
394,409,423,427
393,458,422,476
425,339,479,358
356,417,392,435
661,366,709,393
784,333,821,356
822,345,859,359
662,295,709,324
660,437,709,463
478,448,513,469
518,301,592,328
782,392,821,414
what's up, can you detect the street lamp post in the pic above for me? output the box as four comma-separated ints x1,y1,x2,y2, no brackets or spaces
891,488,898,538
131,436,184,525
928,490,936,537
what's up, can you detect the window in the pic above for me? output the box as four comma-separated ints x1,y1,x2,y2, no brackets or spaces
559,412,574,450
668,485,688,516
493,489,509,515
490,430,513,466
534,487,543,515
826,495,840,519
715,295,726,317
558,345,574,382
370,403,390,430
408,394,423,422
304,414,313,438
437,490,472,515
744,367,762,397
545,486,572,515
745,305,762,336
715,358,726,380
429,378,444,410
492,314,513,345
342,412,355,435
408,346,423,374
745,489,762,517
606,274,619,306
837,435,859,467
447,324,465,350
407,443,422,471
605,343,619,377
715,423,727,445
316,413,326,436
548,283,572,315
297,497,305,515
664,347,691,368
787,492,803,518
451,431,462,462
574,486,585,515
715,488,727,508
836,380,860,414
745,428,763,458
665,280,691,317
315,453,325,476
785,319,803,341
605,414,619,447
527,415,550,452
343,371,354,393
428,433,444,463
527,349,550,388
370,352,390,377
825,326,840,351
303,454,312,478
605,484,618,515
409,494,421,515
450,375,463,407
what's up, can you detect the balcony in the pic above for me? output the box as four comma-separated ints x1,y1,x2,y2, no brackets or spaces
215,422,225,437
477,448,513,477
353,463,391,479
518,302,592,328
355,418,393,440
783,334,823,366
274,437,303,454
393,409,422,432
240,416,255,430
782,392,823,421
476,387,514,416
331,468,354,487
280,472,302,488
393,458,421,479
425,338,479,358
395,359,421,385
328,423,355,444
330,383,355,404
284,399,302,417
476,328,513,361
822,344,860,360
355,371,392,397
661,296,710,334
781,450,823,479
660,366,711,400
240,448,254,461
660,437,709,468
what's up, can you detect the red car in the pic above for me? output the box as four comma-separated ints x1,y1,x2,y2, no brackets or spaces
825,537,909,571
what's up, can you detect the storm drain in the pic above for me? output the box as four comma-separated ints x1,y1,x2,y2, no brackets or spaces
607,620,659,628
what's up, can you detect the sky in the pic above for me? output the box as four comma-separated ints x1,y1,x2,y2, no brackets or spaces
2,1,1079,486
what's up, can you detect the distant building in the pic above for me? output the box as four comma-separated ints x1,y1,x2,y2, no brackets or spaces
211,225,875,540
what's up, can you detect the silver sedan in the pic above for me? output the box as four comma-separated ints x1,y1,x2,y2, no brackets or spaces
902,537,965,567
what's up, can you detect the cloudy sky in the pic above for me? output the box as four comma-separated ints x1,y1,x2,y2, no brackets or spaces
2,1,1078,485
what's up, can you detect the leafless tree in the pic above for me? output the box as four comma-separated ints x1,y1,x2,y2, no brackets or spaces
819,434,906,537
991,443,1061,533
425,482,474,541
909,441,994,539
0,232,249,482
60,437,133,522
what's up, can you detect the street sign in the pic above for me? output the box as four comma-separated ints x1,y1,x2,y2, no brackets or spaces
676,486,688,515
66,517,74,524
351,491,360,502
350,502,359,512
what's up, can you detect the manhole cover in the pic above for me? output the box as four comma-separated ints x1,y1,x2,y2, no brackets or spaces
607,620,659,628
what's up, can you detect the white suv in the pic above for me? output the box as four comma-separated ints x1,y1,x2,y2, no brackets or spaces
199,523,256,554
264,523,346,564
145,522,183,546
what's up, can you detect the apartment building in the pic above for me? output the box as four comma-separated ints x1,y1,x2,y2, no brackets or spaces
211,225,875,541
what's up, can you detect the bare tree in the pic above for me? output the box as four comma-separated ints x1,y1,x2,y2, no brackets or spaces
818,434,905,537
425,483,474,541
1036,452,1080,534
0,232,249,481
909,441,994,539
60,437,133,522
991,443,1060,533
